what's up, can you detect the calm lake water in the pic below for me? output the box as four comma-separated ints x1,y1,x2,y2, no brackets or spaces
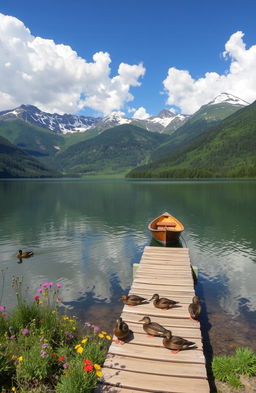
0,179,256,357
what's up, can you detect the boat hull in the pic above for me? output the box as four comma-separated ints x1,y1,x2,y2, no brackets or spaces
148,212,184,246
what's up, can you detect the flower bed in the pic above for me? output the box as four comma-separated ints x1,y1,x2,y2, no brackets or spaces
0,277,111,392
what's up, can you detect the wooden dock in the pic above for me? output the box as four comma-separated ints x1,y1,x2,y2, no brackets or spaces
95,246,209,393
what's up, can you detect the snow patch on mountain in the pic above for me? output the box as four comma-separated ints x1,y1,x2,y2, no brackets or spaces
209,93,249,107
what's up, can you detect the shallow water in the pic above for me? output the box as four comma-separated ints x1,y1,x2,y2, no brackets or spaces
0,178,255,357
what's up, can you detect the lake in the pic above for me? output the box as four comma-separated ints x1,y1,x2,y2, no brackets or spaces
0,178,255,357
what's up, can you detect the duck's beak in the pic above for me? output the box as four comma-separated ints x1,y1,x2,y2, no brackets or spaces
148,296,154,301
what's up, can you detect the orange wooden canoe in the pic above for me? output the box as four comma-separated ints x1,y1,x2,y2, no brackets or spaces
148,212,184,246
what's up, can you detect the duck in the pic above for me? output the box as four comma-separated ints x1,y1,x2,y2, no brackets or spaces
162,331,196,353
16,250,34,259
113,317,130,344
149,293,178,310
139,316,169,337
119,294,146,306
188,296,202,321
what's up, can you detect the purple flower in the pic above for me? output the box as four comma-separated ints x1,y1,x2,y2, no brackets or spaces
93,325,100,331
9,335,16,340
42,343,49,349
22,329,30,335
38,288,43,293
63,362,69,369
42,282,48,288
0,306,5,312
56,283,62,288
40,350,49,358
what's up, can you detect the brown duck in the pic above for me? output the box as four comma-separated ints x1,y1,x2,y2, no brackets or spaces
119,294,146,306
139,316,169,337
188,296,202,321
163,331,196,353
16,250,34,259
149,293,178,310
113,317,130,344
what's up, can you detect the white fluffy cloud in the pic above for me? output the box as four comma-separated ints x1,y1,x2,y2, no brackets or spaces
132,106,151,119
163,31,256,114
0,13,145,115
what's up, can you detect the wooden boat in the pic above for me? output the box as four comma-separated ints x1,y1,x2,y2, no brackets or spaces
148,212,184,245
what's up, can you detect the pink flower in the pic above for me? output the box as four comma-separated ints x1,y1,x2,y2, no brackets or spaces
48,282,53,287
0,306,5,312
22,329,30,335
37,288,43,293
42,282,48,288
56,283,62,288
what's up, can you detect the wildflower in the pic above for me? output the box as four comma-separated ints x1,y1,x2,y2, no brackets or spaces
101,331,107,335
81,338,88,344
11,387,16,391
74,344,81,349
106,335,112,340
52,310,56,314
37,288,43,293
52,352,57,357
9,335,16,340
76,346,84,354
63,362,69,369
83,364,94,372
38,301,42,305
42,282,48,288
40,350,48,358
0,305,5,312
98,333,104,338
22,329,30,335
8,326,13,330
83,360,92,365
94,364,101,370
2,313,7,317
42,343,49,349
34,295,40,301
18,356,23,362
58,355,65,362
93,325,100,331
84,322,91,327
48,281,53,287
56,283,62,288
96,370,103,377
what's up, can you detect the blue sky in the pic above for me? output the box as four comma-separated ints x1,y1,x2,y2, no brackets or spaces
0,0,256,117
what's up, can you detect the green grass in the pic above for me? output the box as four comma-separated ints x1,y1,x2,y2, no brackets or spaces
212,348,256,388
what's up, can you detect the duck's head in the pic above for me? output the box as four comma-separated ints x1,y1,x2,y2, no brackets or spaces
139,316,151,323
148,293,159,301
119,295,128,302
18,250,22,254
164,330,173,339
192,296,201,303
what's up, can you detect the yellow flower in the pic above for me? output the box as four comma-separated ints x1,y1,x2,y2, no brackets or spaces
106,335,112,340
101,331,107,335
98,333,104,338
44,339,48,342
96,370,103,377
81,338,88,344
38,301,42,305
94,364,101,370
69,319,74,323
76,346,84,354
63,316,69,320
18,356,23,362
74,344,81,349
72,327,76,330
52,310,56,314
11,387,16,391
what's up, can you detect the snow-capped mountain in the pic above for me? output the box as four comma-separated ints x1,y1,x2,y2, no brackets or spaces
0,93,249,136
0,105,102,134
133,109,189,133
208,92,249,107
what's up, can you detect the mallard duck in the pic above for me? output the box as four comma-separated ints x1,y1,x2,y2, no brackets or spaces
139,316,169,337
149,293,178,310
113,317,130,344
16,250,34,259
163,331,196,353
188,296,202,321
119,294,146,306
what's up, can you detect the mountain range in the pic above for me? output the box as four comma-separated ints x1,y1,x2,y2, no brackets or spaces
0,92,254,178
